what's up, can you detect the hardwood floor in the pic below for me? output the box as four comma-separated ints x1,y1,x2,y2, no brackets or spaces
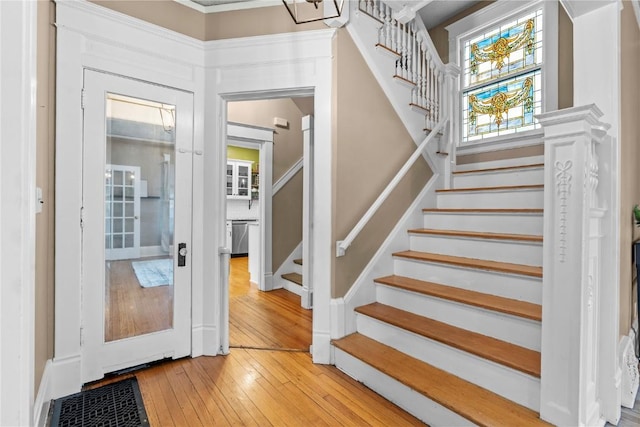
105,258,173,342
88,256,424,426
229,256,311,350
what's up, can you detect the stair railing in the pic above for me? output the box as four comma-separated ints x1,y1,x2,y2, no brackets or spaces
336,116,448,257
537,104,618,426
336,1,458,256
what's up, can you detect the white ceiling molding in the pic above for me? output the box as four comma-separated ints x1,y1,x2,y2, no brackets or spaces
175,0,281,13
559,0,620,20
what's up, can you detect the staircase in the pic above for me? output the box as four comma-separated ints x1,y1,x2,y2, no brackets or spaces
281,258,303,291
333,159,550,426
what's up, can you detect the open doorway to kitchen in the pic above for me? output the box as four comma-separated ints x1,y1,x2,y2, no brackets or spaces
226,96,314,351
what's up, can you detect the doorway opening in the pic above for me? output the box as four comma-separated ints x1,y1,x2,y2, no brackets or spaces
225,96,314,352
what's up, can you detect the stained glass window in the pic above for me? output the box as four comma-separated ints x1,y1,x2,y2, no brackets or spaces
462,8,543,142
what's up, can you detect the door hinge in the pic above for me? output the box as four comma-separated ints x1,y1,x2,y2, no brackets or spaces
80,326,84,346
80,206,85,229
81,88,86,110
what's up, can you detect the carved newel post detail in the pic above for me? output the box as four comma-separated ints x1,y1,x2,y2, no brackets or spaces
537,104,618,426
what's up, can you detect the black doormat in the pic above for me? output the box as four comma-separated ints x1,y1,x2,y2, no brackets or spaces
50,377,149,427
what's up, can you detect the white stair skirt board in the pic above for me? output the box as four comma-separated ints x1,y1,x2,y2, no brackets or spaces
408,232,542,266
436,187,544,209
375,284,541,351
452,166,544,188
333,347,473,427
393,257,541,304
356,315,541,411
423,210,543,235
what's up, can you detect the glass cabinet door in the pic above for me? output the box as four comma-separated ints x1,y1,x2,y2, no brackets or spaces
226,163,233,196
236,164,249,197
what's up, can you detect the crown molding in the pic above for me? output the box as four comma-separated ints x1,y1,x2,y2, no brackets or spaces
174,0,281,14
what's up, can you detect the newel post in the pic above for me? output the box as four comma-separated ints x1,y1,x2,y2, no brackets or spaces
537,104,613,426
442,63,460,189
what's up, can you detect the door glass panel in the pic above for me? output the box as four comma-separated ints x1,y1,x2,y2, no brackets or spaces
104,93,176,342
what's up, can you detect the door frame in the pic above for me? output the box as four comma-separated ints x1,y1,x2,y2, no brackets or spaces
226,123,274,291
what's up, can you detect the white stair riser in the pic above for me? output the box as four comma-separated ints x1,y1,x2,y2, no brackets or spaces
376,284,541,351
393,257,541,304
453,168,543,188
334,348,473,426
408,234,542,266
423,212,543,235
293,263,302,275
437,189,543,209
356,315,541,411
282,280,303,296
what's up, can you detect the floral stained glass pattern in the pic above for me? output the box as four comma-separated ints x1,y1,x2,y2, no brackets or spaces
463,71,541,141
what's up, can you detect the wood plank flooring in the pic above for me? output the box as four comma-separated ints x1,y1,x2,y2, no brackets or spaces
105,258,173,342
88,256,424,426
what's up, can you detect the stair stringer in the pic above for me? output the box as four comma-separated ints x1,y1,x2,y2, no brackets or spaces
335,172,442,339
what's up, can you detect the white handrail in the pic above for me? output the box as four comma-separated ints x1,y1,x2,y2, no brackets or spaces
336,117,448,257
273,157,303,196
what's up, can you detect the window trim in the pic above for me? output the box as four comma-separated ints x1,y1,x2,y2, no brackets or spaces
446,0,558,148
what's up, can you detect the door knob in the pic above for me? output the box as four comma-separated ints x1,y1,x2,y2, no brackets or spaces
178,243,187,267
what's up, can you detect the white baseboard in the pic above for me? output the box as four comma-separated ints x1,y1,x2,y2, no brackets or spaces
340,173,442,338
200,325,219,356
311,331,332,364
620,329,640,408
50,354,82,400
140,245,167,258
34,360,52,427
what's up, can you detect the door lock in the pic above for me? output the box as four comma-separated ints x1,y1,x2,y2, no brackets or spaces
178,243,187,267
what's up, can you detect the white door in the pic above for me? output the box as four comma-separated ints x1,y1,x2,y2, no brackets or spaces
81,70,193,382
105,164,140,261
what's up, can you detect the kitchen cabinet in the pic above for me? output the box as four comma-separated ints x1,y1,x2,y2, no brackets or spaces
226,160,252,200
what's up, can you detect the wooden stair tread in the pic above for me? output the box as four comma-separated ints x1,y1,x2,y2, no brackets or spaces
436,184,543,193
409,102,430,113
393,250,542,278
281,272,302,286
374,275,542,321
393,74,417,87
356,302,541,377
332,333,550,427
293,258,303,266
423,208,543,214
453,163,544,175
374,43,400,57
408,228,543,242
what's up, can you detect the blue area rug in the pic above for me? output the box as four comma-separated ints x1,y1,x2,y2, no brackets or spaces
131,258,173,288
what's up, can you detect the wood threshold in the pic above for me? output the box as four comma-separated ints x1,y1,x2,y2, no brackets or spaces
393,250,542,278
436,184,543,193
423,208,543,214
282,272,302,286
355,302,541,377
374,275,542,321
333,333,551,427
453,163,544,175
408,228,543,243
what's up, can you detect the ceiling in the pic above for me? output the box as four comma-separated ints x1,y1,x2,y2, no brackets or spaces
183,0,479,29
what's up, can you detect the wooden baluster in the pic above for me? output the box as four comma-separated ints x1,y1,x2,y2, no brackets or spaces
373,0,380,20
412,23,417,83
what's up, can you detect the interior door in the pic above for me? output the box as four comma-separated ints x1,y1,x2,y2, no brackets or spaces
81,70,193,382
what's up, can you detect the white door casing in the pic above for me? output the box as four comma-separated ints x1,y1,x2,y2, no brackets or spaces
81,70,193,382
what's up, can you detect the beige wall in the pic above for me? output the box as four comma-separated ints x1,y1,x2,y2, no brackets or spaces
557,4,573,110
227,99,306,271
205,6,323,40
457,144,544,165
332,29,432,298
90,0,206,40
35,0,56,391
620,3,640,336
